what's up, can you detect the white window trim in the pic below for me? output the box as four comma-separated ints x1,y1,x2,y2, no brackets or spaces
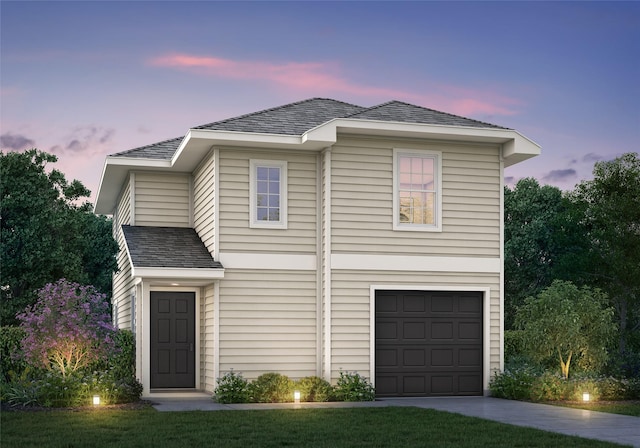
249,159,288,229
392,148,442,232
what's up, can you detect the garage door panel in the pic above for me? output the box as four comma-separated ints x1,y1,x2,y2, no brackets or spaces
430,348,453,367
459,348,482,366
403,376,427,394
403,295,427,312
459,295,483,314
459,375,483,393
376,348,398,366
431,321,453,339
403,348,426,366
375,376,399,395
375,290,483,397
376,294,398,312
459,322,482,339
430,296,454,313
403,321,426,339
376,321,398,339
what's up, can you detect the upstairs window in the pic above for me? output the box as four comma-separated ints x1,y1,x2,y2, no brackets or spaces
250,159,288,229
393,149,442,231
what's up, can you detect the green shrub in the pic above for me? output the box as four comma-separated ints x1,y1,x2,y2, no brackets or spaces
3,368,143,408
0,326,27,382
489,364,539,400
1,327,142,408
333,370,375,402
109,329,137,379
504,329,526,362
297,376,334,402
249,372,295,403
214,370,250,404
529,372,569,401
0,366,40,407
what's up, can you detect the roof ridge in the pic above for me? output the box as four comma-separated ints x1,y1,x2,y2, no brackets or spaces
193,97,363,130
349,100,509,129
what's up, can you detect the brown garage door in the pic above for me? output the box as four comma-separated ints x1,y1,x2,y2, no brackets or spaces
375,290,483,397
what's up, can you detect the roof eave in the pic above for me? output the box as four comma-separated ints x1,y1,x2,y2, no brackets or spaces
95,117,540,214
306,118,541,165
94,157,172,215
132,267,225,280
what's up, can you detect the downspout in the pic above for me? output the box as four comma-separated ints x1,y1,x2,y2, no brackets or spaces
315,152,323,376
322,147,333,382
213,148,221,386
499,148,506,375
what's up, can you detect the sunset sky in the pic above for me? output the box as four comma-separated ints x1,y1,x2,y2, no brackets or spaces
2,1,638,204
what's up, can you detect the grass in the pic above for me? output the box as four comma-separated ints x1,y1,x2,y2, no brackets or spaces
0,406,625,448
549,400,640,417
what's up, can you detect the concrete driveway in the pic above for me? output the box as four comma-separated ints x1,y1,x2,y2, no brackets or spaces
150,396,639,447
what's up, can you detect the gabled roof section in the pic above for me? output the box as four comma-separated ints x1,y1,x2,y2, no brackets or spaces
194,98,365,135
347,101,507,129
121,225,223,270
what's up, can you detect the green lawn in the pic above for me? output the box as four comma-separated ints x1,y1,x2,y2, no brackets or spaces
0,406,625,448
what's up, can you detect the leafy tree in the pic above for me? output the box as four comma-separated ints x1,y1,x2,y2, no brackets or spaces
0,149,118,325
504,179,584,329
572,152,640,355
515,280,617,379
17,279,116,377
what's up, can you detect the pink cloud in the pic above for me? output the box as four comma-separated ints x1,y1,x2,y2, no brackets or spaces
149,53,521,117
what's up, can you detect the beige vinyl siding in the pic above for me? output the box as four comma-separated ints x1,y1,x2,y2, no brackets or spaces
193,151,215,254
200,284,216,392
218,270,317,379
330,270,501,381
331,136,501,256
112,178,134,328
218,149,317,253
134,172,190,227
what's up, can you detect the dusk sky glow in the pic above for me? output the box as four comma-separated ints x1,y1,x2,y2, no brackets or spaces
2,1,638,203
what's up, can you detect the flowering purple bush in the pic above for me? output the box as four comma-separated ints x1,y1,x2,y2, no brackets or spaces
17,279,115,377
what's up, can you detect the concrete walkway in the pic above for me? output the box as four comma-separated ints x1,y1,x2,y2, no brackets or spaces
150,396,640,447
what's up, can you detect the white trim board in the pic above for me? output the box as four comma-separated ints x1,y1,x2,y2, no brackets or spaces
332,254,500,273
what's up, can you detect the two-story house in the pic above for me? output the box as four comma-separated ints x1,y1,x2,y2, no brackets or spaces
94,98,540,398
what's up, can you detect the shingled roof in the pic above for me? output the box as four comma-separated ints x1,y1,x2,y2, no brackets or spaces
110,98,506,160
121,225,223,269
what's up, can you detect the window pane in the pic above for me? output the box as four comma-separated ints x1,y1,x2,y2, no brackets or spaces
257,207,268,221
399,157,411,173
423,174,434,190
269,180,279,194
411,157,422,172
257,167,268,180
269,209,280,221
257,194,266,207
422,158,434,174
257,180,268,193
268,195,280,207
268,167,280,181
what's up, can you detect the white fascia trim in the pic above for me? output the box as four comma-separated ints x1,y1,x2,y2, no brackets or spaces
175,129,304,157
131,267,225,279
369,285,492,393
218,253,316,270
332,254,500,273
